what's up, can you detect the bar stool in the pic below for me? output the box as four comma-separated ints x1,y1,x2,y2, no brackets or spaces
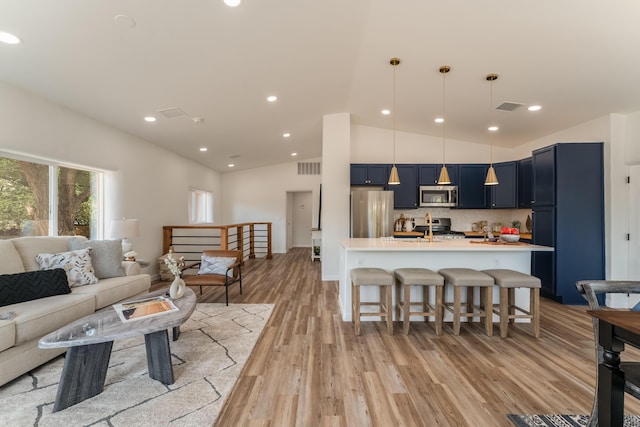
350,268,394,336
438,268,495,336
394,268,444,335
482,269,541,338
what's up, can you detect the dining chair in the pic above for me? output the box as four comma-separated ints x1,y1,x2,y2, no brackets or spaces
576,280,640,426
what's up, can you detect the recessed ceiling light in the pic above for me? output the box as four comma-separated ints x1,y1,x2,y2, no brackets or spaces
144,116,157,122
291,152,297,157
434,117,444,124
199,147,208,152
283,133,291,138
528,105,542,112
381,109,391,115
0,31,22,45
224,0,241,6
267,95,278,103
488,125,499,132
228,163,235,168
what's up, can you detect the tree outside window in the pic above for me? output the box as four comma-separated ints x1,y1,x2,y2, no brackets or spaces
0,156,100,238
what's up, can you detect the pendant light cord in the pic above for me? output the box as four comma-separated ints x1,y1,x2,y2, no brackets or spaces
442,69,446,165
393,62,397,165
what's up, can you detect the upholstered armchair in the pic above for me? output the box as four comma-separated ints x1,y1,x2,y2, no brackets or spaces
182,250,243,305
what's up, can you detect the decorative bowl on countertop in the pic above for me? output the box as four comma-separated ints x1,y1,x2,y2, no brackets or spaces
499,234,520,243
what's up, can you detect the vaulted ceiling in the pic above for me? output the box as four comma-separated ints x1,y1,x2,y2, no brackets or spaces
1,0,639,171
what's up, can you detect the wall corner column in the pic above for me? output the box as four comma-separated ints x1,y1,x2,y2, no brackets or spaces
321,113,351,280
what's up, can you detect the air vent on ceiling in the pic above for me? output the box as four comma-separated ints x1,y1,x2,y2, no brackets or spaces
157,107,187,118
496,102,524,112
298,162,321,175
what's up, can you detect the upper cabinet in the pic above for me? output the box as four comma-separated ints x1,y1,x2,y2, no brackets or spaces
489,161,517,209
350,164,388,186
456,164,489,209
518,157,533,208
390,164,418,209
532,146,556,206
418,164,459,185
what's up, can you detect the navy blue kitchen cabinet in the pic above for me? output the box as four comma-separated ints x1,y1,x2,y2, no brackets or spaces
531,142,604,304
391,164,418,208
350,164,388,186
456,164,489,209
532,146,555,207
489,161,517,208
518,157,533,208
418,164,458,185
531,206,556,300
418,164,438,185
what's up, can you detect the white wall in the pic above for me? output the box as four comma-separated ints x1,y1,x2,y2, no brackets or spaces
351,124,516,164
321,113,351,280
0,81,222,276
220,159,321,254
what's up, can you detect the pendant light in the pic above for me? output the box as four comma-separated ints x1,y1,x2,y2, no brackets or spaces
437,65,452,185
484,73,499,186
388,57,401,185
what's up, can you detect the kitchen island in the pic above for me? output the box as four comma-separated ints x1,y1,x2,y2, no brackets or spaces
339,238,553,323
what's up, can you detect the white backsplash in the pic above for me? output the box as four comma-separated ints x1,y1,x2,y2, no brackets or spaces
394,207,533,232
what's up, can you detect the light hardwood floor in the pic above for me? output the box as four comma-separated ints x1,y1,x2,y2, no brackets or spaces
153,248,640,426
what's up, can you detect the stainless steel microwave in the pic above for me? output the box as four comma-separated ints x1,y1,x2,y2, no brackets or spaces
419,185,458,207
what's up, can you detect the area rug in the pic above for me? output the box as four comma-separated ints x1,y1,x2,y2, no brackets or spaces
0,303,273,427
508,413,640,426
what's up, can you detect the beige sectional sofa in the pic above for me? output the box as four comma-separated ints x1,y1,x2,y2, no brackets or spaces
0,236,151,386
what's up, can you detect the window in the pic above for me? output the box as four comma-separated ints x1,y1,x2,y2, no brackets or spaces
188,188,214,224
0,155,102,238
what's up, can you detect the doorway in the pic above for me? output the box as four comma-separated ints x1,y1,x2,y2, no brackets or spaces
286,191,313,252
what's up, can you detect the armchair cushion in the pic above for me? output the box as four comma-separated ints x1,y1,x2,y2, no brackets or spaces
198,256,236,276
68,238,124,279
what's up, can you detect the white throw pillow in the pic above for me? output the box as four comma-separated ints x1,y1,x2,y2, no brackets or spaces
198,256,236,277
36,248,99,287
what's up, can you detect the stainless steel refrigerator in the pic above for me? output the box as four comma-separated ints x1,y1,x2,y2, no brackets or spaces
350,190,394,238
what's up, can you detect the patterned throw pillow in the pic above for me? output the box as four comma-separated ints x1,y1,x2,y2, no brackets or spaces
36,248,99,287
197,256,236,277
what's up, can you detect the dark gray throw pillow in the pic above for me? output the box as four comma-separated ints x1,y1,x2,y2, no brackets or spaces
0,269,71,307
68,237,124,279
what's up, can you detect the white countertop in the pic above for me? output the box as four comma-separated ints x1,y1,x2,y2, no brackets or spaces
340,238,553,252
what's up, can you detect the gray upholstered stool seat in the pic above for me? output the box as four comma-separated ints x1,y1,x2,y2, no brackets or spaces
350,268,394,336
438,268,495,336
394,268,444,335
482,269,541,338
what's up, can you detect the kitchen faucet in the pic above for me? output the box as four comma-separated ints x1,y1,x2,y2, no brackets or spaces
424,212,433,242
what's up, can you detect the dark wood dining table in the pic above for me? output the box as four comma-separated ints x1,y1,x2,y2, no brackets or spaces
588,310,640,427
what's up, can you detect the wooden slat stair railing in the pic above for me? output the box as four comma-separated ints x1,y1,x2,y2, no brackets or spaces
162,223,272,267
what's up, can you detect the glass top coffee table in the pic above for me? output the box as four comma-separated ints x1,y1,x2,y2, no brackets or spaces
39,287,196,412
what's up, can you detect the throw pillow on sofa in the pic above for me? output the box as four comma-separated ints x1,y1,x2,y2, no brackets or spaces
198,256,236,276
0,268,71,307
68,237,124,279
36,248,99,287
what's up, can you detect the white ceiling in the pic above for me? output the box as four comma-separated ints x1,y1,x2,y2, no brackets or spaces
1,0,640,172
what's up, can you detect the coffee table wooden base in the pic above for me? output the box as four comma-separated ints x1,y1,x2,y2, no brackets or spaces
53,341,113,412
53,330,177,412
145,329,174,385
